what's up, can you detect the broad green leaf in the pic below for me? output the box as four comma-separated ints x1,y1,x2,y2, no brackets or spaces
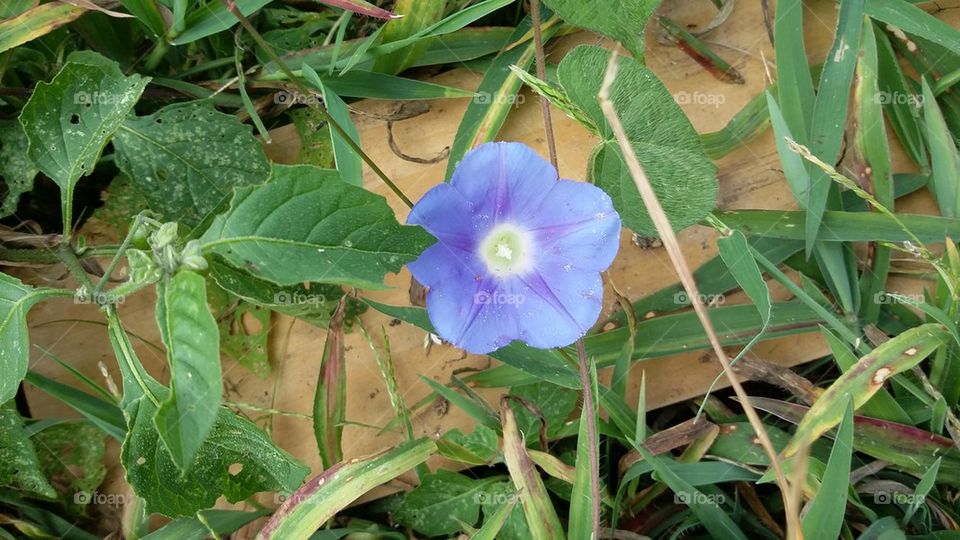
801,399,853,540
258,439,436,538
437,425,499,465
208,260,343,327
201,164,435,289
0,274,67,405
33,422,107,504
475,483,525,540
125,398,309,517
113,101,270,232
541,0,659,60
208,285,270,378
783,324,951,457
921,79,960,218
154,271,223,472
19,56,148,233
0,120,38,219
0,403,56,499
394,470,500,536
0,2,86,53
559,45,717,236
509,381,578,444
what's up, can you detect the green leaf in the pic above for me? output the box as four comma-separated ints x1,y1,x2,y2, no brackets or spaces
0,2,86,54
0,274,66,405
258,439,436,538
154,270,223,472
783,324,951,457
921,79,960,218
865,0,960,52
18,56,148,233
475,483,526,540
0,403,57,499
801,399,853,540
171,0,271,45
318,69,475,100
567,361,597,539
113,101,271,232
0,120,38,219
437,425,499,465
394,470,499,536
201,164,435,289
372,0,446,74
313,302,346,468
208,285,271,378
302,66,363,187
718,209,960,243
559,45,717,236
24,371,126,441
140,509,270,540
33,422,107,503
208,260,343,327
117,0,167,37
510,381,578,444
124,399,309,517
541,0,660,60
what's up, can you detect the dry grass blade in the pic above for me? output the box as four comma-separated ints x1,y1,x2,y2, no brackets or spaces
596,46,802,539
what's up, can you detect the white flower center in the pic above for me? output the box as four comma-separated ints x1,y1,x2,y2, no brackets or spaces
479,223,532,277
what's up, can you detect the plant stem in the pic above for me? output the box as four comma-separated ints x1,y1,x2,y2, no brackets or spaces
575,337,601,538
597,47,802,539
530,0,557,168
93,214,146,298
57,242,95,293
222,0,414,208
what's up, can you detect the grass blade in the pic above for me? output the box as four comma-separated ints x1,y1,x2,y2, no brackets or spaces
801,399,854,540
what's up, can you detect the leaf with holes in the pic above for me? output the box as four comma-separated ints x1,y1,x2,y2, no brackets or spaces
124,396,309,517
201,164,435,289
113,101,271,232
0,120,38,219
394,470,501,537
18,54,148,232
0,403,56,499
559,45,717,236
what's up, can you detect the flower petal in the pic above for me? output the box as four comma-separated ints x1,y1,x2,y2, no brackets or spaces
525,180,622,272
407,182,485,251
513,268,603,348
449,142,558,223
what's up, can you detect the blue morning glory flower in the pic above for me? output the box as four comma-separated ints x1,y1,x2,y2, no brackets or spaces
407,142,621,354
